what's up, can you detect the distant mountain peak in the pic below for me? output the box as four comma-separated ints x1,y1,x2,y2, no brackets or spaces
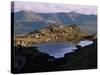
14,10,44,22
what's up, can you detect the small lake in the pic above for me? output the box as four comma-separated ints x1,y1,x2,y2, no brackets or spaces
32,40,93,58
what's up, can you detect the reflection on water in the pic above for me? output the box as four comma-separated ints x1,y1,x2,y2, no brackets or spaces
77,40,93,47
32,40,93,58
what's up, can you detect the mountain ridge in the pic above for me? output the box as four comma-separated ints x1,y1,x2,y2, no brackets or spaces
13,10,97,35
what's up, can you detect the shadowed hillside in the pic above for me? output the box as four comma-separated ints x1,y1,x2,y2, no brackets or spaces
11,39,97,73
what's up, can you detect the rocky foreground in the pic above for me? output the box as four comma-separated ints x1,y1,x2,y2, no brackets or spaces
14,23,92,46
12,39,97,73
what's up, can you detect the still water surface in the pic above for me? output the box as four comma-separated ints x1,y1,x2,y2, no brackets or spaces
32,40,93,58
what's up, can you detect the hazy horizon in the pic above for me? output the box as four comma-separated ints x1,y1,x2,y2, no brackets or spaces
12,1,97,15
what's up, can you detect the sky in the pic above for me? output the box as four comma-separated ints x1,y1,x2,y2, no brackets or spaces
12,1,97,15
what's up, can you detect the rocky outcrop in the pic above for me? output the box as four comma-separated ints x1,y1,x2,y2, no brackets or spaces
14,23,90,46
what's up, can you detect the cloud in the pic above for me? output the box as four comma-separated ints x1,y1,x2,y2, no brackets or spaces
13,1,97,15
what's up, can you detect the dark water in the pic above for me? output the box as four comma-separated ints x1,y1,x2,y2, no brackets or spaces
32,40,93,58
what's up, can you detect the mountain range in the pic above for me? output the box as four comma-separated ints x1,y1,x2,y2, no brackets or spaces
12,10,97,35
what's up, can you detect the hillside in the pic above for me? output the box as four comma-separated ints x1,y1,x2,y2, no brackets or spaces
14,24,90,46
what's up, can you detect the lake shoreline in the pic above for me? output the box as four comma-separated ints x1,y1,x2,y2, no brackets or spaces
14,24,92,47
